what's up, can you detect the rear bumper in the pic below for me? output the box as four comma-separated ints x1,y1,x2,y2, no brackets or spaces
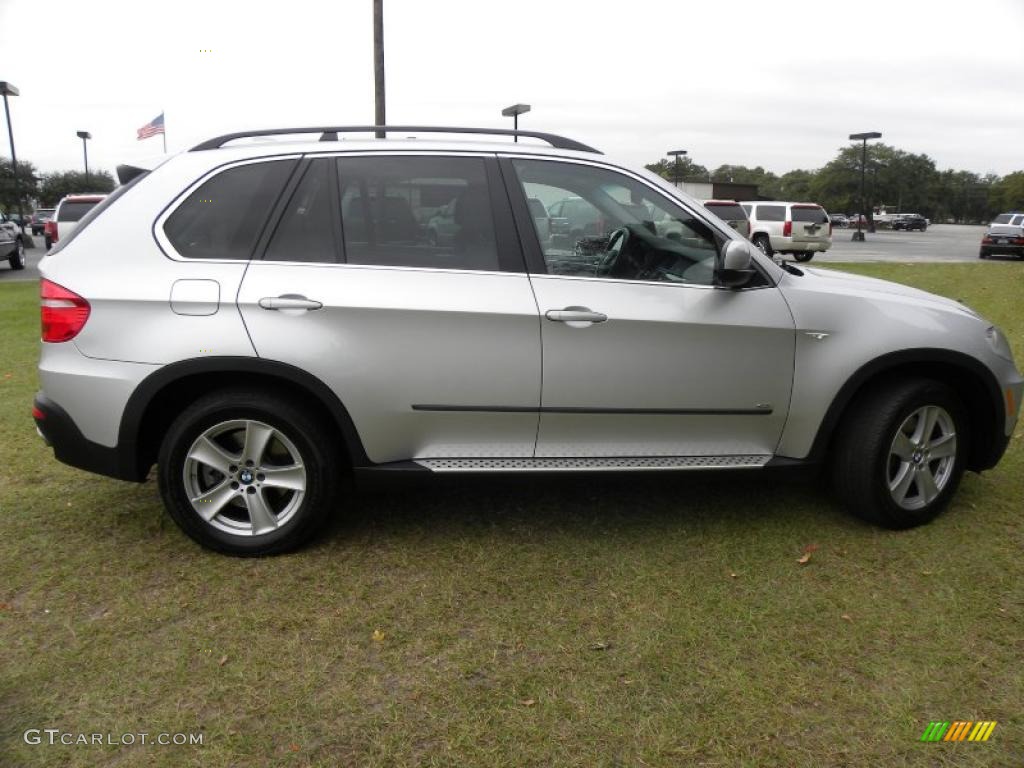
33,393,142,481
980,244,1024,257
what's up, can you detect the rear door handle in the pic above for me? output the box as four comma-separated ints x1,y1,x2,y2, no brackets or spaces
258,296,323,311
545,307,608,323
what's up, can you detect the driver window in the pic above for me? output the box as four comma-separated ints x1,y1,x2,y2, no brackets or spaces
511,159,721,285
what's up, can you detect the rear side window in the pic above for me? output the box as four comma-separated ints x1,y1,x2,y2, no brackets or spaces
337,155,499,271
1012,215,1024,226
265,160,338,263
704,202,746,220
58,201,100,222
993,214,1013,224
164,159,297,260
756,205,785,221
791,206,828,224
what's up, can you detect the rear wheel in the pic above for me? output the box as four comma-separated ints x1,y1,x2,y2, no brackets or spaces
793,252,814,263
8,238,25,270
753,234,773,257
832,378,966,529
979,250,989,259
157,389,340,555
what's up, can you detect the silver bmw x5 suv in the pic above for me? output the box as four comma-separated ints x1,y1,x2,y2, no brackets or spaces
33,126,1023,555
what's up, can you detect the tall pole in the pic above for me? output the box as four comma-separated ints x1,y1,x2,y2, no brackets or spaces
2,90,24,232
373,0,385,138
82,138,89,184
849,131,881,242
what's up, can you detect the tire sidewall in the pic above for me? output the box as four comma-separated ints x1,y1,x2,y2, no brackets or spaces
865,382,968,527
158,395,335,554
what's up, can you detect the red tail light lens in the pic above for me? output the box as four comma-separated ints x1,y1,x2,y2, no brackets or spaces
982,236,993,244
783,220,792,237
41,279,90,342
1016,237,1024,245
44,219,58,241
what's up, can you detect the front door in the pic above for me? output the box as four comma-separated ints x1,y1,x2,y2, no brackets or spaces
504,157,795,458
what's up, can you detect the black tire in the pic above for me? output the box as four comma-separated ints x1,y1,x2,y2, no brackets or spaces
753,234,773,257
44,235,52,251
793,252,814,263
831,377,967,529
8,238,26,270
157,389,341,555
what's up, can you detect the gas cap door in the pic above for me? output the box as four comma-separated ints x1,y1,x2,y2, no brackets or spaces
170,279,220,316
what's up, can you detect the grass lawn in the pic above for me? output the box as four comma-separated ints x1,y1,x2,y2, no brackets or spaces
1,264,1022,767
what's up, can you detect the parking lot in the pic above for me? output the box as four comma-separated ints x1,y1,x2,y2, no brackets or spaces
0,224,1000,286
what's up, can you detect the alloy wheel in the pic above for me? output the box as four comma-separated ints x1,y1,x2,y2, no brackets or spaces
886,405,957,510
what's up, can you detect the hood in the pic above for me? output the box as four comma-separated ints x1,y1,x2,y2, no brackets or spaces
792,266,983,320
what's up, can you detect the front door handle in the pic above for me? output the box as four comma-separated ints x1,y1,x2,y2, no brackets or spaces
258,296,323,311
545,307,608,324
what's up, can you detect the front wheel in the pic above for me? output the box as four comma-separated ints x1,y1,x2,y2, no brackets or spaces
793,252,814,263
8,238,26,270
157,389,341,555
832,378,966,529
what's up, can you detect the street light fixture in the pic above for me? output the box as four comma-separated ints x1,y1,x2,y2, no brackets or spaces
76,131,92,186
501,104,531,142
0,80,25,232
667,149,687,187
849,131,882,241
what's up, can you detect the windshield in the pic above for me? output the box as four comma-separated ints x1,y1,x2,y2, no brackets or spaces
57,201,101,222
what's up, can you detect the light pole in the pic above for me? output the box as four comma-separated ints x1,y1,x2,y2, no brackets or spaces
667,149,687,187
869,161,887,232
0,81,25,232
501,104,531,142
849,131,881,241
77,131,92,186
373,0,385,138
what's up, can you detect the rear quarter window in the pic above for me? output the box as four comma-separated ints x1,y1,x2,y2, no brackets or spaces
164,159,298,260
755,205,785,221
993,214,1013,224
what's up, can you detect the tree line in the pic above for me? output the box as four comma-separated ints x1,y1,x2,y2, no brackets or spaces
646,143,1024,224
0,157,115,213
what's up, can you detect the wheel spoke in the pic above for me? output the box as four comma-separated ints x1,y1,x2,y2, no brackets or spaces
917,466,940,504
891,431,914,460
188,436,239,476
260,464,305,491
190,480,237,521
918,406,940,444
929,433,957,459
889,462,915,503
242,422,275,466
245,489,279,535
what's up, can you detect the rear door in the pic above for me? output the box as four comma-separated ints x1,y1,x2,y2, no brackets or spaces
790,204,830,245
236,153,542,465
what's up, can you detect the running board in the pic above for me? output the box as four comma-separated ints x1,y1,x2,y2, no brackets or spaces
414,455,772,472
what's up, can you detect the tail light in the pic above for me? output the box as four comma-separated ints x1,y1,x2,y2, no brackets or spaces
783,220,792,237
828,222,833,237
44,219,58,242
982,236,993,244
41,279,90,342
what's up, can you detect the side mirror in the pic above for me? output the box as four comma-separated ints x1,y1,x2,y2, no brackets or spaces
717,239,756,289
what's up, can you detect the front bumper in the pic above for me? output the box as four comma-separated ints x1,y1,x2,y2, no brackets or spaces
33,393,139,481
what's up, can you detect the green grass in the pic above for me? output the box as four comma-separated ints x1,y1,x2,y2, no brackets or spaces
1,265,1022,767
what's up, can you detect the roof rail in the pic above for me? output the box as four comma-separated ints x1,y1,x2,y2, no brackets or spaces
189,125,601,154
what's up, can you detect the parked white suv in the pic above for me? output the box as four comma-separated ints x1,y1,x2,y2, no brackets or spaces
33,126,1022,555
741,201,832,262
45,194,107,250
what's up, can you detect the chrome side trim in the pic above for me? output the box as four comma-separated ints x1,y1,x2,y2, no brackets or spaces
415,455,772,472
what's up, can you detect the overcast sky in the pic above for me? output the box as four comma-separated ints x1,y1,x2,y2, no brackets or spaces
1,0,1022,180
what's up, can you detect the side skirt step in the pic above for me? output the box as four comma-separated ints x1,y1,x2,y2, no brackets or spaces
414,455,772,472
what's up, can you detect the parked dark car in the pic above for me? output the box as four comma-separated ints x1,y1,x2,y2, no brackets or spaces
0,213,27,270
31,208,55,235
892,214,928,231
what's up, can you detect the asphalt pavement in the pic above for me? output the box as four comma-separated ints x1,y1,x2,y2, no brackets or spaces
0,223,1006,286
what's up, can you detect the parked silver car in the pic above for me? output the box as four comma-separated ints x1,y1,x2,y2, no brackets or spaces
34,126,1022,554
0,213,26,270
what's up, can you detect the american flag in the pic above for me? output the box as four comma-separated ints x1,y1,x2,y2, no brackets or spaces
137,113,165,140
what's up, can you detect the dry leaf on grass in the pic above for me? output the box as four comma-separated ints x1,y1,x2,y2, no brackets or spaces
372,629,385,642
841,614,852,622
797,552,812,565
218,655,228,667
588,641,610,651
520,699,536,707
